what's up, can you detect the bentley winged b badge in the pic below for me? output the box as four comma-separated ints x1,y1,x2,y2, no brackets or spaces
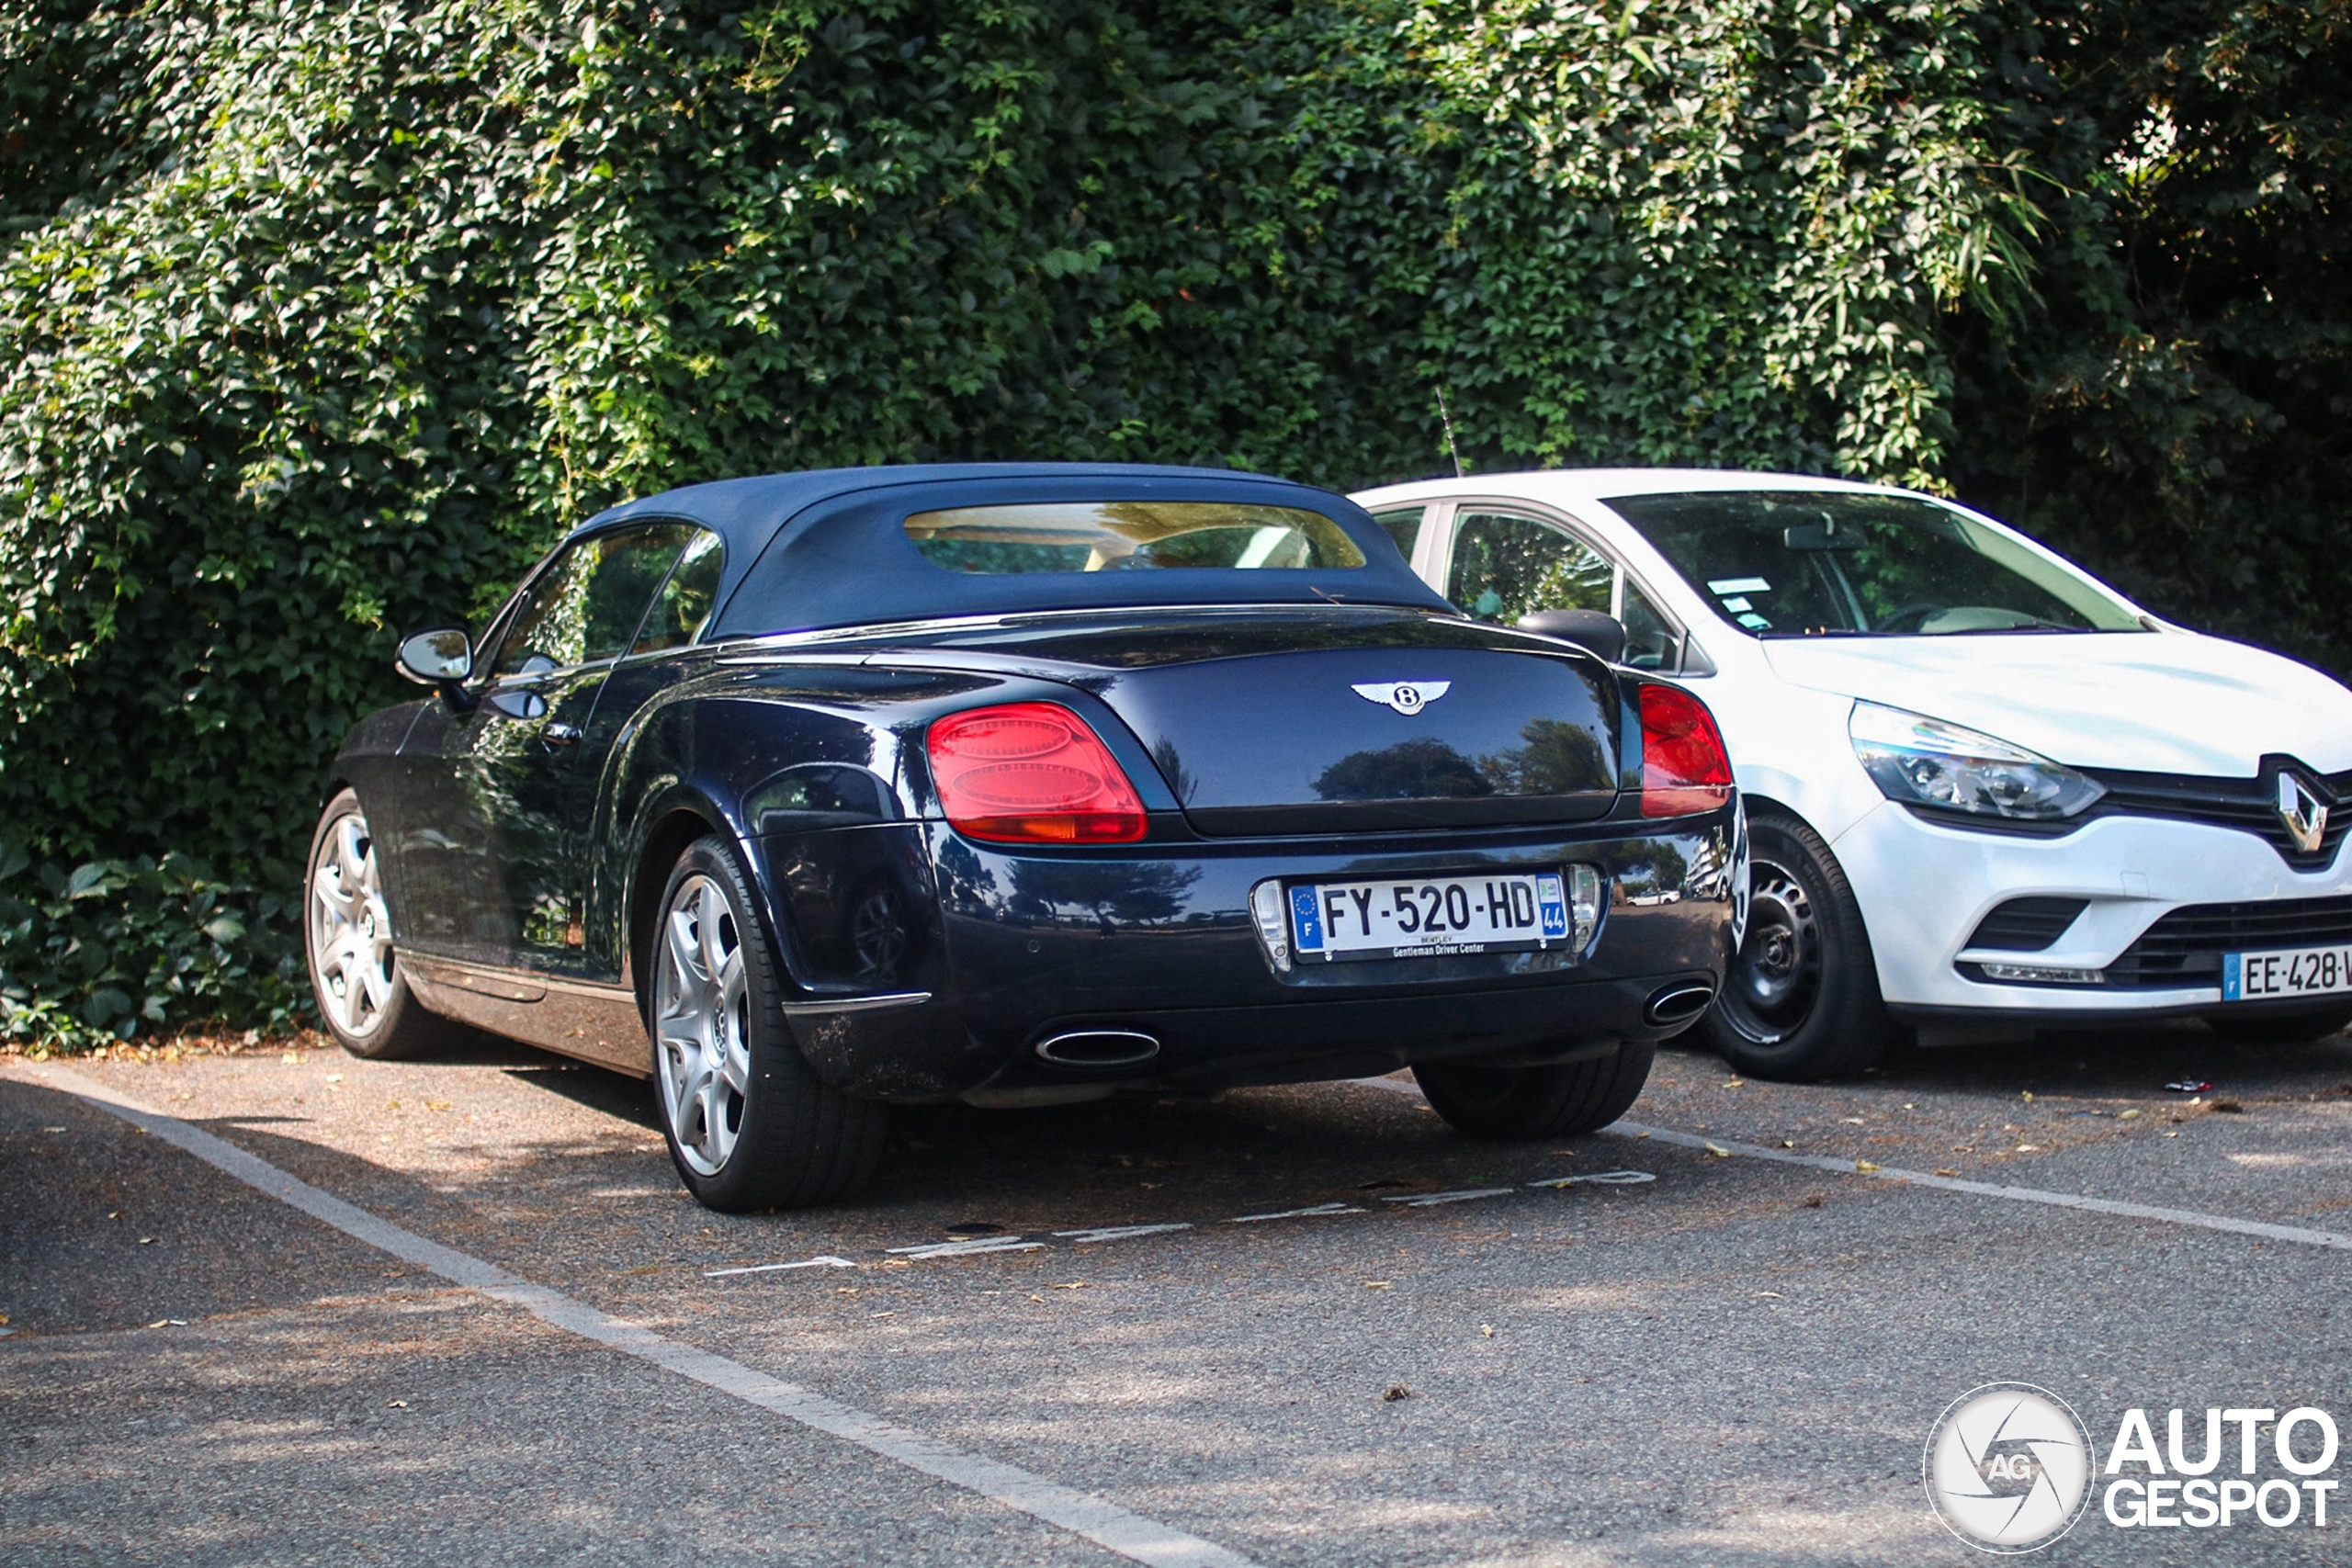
1352,680,1451,716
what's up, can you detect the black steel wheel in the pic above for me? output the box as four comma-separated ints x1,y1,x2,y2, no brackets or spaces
1698,808,1891,1079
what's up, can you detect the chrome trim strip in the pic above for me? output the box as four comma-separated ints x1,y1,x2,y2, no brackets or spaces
537,973,636,1002
715,603,1429,662
403,954,547,1003
780,990,933,1017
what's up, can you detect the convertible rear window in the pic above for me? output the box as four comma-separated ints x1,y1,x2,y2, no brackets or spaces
903,502,1365,574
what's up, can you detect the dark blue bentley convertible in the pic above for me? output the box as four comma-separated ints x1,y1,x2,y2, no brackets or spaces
309,464,1745,1209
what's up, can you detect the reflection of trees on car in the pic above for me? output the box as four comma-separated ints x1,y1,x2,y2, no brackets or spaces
1616,842,1690,904
933,837,1004,920
1479,719,1611,795
1316,721,1610,803
1612,491,2142,637
1007,860,1203,932
1317,739,1492,800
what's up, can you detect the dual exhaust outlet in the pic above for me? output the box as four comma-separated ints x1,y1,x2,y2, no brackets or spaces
1643,982,1716,1027
1033,983,1714,1072
1033,1029,1162,1068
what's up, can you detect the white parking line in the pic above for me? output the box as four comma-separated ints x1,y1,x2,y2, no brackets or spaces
1228,1201,1366,1224
705,1255,856,1277
16,1065,1260,1568
1529,1170,1656,1190
1381,1187,1513,1207
1057,1224,1195,1243
1350,1075,2352,1253
886,1235,1047,1259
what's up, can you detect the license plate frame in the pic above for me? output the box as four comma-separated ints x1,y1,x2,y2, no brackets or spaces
2222,944,2352,1001
1289,871,1571,963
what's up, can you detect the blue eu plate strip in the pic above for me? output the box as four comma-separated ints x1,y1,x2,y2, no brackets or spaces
2222,952,2243,1001
1290,886,1325,953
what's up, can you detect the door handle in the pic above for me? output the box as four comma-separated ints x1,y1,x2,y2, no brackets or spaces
544,721,582,747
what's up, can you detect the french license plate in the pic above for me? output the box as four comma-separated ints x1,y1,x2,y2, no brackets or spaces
1290,872,1569,962
2223,945,2352,1000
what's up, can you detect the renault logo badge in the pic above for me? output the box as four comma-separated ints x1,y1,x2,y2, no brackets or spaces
1352,681,1451,716
2277,770,2329,855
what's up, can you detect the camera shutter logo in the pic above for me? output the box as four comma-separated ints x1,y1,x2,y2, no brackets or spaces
1923,1383,2097,1553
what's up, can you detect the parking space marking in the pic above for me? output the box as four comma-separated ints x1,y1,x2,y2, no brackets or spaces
1228,1201,1367,1224
1349,1075,2352,1254
705,1255,857,1277
1057,1224,1195,1243
886,1235,1048,1259
1381,1187,1513,1207
16,1064,1261,1568
1529,1170,1656,1189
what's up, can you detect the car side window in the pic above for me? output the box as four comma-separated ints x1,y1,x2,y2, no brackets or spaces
1621,579,1681,671
1449,512,1612,624
1370,507,1423,565
491,525,692,678
632,528,725,654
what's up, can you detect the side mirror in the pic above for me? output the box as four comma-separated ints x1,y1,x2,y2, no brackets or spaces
396,628,474,696
1516,608,1627,663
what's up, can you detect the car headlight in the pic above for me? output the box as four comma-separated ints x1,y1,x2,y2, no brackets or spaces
1849,702,2106,820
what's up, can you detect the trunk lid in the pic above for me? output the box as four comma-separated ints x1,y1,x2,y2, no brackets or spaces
1050,615,1623,835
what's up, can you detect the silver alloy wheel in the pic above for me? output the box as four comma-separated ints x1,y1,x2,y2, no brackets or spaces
309,810,396,1039
654,873,752,1177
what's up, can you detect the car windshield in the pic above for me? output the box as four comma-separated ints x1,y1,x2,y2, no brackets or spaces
903,502,1364,573
1603,490,2143,637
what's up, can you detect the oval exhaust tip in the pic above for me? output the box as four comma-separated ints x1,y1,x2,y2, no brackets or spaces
1644,983,1715,1027
1034,1029,1161,1068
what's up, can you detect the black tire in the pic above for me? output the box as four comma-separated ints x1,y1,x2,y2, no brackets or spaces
1413,1040,1656,1140
2204,1005,2352,1045
304,789,463,1061
1698,807,1892,1080
647,836,887,1211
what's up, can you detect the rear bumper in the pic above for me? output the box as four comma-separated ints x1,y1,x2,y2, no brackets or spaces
755,813,1738,1101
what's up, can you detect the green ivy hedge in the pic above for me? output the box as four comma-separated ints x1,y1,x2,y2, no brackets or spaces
0,838,305,1047
0,0,2341,1045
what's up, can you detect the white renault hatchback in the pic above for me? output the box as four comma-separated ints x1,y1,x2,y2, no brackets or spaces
1353,469,2352,1077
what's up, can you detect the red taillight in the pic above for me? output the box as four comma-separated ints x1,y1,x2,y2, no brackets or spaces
1639,684,1733,818
926,703,1148,844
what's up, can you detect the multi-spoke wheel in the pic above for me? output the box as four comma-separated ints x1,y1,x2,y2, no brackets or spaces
1696,808,1891,1079
654,874,752,1177
645,837,888,1210
848,887,908,980
305,789,457,1059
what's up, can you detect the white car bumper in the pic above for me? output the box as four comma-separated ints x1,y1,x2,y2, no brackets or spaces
1831,800,2352,1015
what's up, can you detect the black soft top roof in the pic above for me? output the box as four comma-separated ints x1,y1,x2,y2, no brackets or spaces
578,463,1449,637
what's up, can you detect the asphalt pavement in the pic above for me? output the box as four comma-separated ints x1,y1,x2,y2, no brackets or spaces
5,1021,2349,1565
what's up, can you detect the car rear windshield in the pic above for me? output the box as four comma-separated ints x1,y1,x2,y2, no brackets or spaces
1604,491,2143,637
903,502,1365,574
